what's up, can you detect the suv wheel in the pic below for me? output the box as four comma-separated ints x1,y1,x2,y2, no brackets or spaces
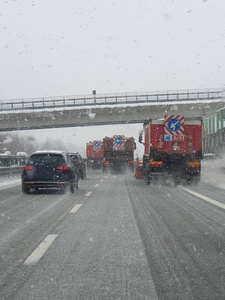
70,179,75,193
22,184,30,194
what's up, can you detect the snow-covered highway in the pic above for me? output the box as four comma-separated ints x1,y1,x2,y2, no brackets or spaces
1,159,225,299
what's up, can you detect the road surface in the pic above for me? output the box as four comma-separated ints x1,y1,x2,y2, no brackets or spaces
1,160,225,299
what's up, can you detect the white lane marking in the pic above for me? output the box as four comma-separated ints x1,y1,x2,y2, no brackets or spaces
85,191,92,197
24,234,57,265
100,179,104,182
70,204,82,213
94,184,99,187
179,186,225,210
104,176,107,178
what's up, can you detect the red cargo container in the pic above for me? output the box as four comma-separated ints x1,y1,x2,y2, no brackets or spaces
140,115,202,184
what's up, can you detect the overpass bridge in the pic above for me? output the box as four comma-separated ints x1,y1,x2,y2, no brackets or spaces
0,88,224,131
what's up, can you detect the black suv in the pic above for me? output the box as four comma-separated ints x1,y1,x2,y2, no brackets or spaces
68,153,86,179
21,151,76,193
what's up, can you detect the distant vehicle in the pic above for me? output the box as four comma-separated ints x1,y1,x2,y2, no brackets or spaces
86,141,103,169
102,135,136,173
21,150,76,193
68,152,86,179
139,115,203,185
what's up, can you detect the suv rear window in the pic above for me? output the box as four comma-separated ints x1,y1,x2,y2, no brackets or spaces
70,155,79,161
28,154,66,166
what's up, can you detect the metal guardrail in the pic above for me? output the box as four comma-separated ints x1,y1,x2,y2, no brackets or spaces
0,88,224,112
0,166,23,177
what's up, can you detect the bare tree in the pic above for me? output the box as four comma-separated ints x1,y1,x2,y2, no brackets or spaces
39,138,67,151
0,132,38,155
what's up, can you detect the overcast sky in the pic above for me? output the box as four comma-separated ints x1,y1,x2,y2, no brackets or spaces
1,0,225,156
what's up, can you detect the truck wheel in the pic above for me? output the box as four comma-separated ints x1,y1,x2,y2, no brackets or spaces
192,174,200,185
146,172,150,185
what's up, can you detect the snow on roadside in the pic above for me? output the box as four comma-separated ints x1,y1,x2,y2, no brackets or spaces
201,157,225,190
0,176,21,190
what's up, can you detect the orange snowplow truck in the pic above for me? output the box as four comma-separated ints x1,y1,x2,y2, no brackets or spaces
139,115,203,185
102,135,136,173
86,141,103,169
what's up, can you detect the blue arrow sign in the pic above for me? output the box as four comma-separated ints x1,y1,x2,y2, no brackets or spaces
168,118,181,132
94,141,100,147
115,137,123,145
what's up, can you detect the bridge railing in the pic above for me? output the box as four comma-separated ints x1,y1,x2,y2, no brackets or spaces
0,88,223,112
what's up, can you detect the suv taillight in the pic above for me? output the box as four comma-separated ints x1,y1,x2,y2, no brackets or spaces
24,166,35,171
57,166,70,171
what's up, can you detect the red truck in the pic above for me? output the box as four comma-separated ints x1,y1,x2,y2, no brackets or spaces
102,135,136,173
139,115,202,184
86,140,103,169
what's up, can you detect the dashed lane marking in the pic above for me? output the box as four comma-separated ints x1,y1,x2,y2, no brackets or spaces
85,191,92,197
100,179,104,182
179,186,225,210
94,184,99,187
70,204,82,213
24,234,57,265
